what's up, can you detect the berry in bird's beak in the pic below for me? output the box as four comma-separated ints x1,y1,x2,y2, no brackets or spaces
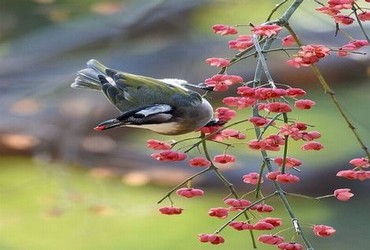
94,118,122,131
94,125,106,131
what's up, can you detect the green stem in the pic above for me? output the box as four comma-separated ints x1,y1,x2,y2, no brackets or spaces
257,112,283,140
313,0,325,7
255,161,266,199
253,35,275,85
352,5,370,42
310,64,369,158
278,0,304,25
287,192,319,200
281,136,289,174
219,42,265,74
156,167,212,204
170,136,200,149
266,0,289,21
229,51,256,66
281,113,290,174
315,194,334,200
184,119,249,153
234,47,301,64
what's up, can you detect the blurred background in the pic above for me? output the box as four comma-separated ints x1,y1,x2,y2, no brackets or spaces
0,0,369,249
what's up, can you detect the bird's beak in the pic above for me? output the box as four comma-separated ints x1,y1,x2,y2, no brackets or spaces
94,119,123,131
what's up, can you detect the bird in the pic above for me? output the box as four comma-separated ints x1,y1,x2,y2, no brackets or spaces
71,59,214,135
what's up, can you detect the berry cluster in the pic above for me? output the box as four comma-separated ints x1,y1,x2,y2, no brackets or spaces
148,1,369,249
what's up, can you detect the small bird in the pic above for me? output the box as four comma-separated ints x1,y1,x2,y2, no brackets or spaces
71,59,214,135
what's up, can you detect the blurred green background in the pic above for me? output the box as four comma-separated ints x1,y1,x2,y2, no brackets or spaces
1,0,369,249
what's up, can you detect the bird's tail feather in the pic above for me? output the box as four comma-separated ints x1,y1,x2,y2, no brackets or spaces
71,68,102,90
87,59,107,75
71,59,108,91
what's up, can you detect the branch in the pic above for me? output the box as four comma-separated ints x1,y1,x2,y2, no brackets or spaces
214,191,278,234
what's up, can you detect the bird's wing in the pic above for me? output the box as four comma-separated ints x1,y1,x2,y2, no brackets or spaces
100,71,203,112
94,104,174,131
84,59,203,112
116,104,173,124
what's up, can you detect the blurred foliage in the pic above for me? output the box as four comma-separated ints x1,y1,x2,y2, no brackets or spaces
0,0,130,41
192,1,280,34
2,156,366,250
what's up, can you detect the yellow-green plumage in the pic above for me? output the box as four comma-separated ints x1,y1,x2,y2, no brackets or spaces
71,59,213,135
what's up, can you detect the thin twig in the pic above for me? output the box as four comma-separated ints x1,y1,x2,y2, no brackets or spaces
214,192,278,234
281,113,290,174
184,119,249,153
157,167,212,204
266,0,290,21
352,5,370,42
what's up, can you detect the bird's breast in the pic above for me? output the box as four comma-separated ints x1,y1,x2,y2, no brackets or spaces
125,122,184,135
